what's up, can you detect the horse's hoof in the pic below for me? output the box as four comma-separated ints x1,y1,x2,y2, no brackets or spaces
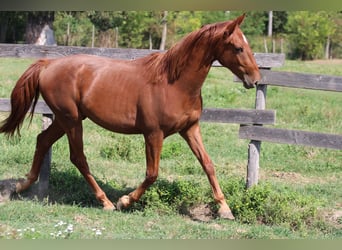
116,195,131,211
103,205,116,211
15,178,28,193
218,209,235,220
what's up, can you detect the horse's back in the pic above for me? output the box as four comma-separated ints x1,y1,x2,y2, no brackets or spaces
38,54,158,133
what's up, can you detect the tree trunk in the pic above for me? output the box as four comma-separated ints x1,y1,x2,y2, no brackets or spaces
0,14,8,42
159,11,168,50
325,36,331,59
268,11,273,37
25,11,56,45
115,27,119,48
149,33,153,50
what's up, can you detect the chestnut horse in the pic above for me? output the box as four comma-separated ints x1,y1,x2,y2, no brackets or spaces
0,14,260,219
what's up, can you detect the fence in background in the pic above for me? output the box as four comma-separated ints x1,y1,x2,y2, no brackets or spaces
0,44,341,196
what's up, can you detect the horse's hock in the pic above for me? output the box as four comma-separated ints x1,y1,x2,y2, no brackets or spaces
0,44,342,197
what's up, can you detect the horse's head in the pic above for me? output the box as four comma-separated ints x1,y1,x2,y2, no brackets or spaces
215,14,261,89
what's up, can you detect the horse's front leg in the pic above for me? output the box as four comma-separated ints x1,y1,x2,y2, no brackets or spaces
180,122,235,220
117,131,163,210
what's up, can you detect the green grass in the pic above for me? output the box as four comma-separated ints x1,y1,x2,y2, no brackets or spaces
0,57,342,239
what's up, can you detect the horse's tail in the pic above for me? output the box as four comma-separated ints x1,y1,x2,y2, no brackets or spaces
0,59,48,137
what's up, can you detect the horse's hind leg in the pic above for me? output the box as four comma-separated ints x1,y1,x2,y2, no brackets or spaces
180,122,235,220
65,121,115,210
16,120,65,193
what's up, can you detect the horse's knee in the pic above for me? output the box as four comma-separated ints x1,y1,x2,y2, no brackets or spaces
36,132,48,149
70,154,78,166
145,173,158,186
70,154,86,166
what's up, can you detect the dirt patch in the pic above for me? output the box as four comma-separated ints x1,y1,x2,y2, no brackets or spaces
322,207,342,228
263,170,340,186
271,171,304,181
260,171,310,184
186,204,215,222
0,179,18,204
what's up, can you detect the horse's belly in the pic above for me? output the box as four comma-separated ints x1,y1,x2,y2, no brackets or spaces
87,111,141,134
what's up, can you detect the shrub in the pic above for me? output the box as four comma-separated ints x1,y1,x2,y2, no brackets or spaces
100,134,145,163
139,177,321,231
222,179,320,229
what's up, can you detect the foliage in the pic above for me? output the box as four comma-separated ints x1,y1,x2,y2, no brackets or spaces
222,180,320,229
270,11,289,34
99,133,145,163
54,12,94,47
330,12,342,58
2,11,342,58
0,12,27,43
228,11,267,36
285,11,336,60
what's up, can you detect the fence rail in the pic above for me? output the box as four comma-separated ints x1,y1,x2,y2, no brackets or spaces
0,43,285,68
239,125,342,150
0,99,276,125
233,69,342,150
259,69,342,92
0,44,341,193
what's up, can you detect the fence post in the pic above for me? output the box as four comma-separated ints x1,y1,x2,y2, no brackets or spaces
246,84,267,188
38,113,53,199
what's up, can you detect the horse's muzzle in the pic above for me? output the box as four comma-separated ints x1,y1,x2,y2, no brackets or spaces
242,78,258,89
242,72,260,89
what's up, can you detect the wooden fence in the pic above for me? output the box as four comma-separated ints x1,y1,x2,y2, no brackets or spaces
0,44,341,197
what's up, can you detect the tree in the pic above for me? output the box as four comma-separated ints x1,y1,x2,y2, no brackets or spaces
271,11,288,34
118,11,154,48
267,11,273,37
286,11,336,60
228,11,267,36
329,11,342,58
0,12,26,43
25,11,56,45
54,12,94,46
159,11,168,50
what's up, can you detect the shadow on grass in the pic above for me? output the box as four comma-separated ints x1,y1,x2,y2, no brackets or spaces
1,167,218,221
1,168,135,211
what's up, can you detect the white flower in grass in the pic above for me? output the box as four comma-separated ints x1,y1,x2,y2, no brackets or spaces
65,224,74,233
92,228,102,236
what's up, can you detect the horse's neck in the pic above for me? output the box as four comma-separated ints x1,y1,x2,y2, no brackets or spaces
174,44,213,95
157,31,217,95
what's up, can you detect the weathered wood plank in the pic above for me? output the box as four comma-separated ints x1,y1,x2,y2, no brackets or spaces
38,113,53,199
1,98,276,125
0,43,158,60
259,70,342,92
0,99,52,114
234,70,342,92
200,108,276,125
239,125,342,150
246,84,268,188
213,53,285,68
0,44,285,68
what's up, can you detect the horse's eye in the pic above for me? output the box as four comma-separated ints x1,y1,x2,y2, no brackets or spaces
235,47,243,53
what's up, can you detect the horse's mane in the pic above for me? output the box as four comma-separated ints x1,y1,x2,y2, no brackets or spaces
155,21,230,84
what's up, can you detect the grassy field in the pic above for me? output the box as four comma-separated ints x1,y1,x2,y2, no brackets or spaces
0,57,341,239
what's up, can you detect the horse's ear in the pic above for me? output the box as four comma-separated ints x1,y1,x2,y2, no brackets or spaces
224,13,246,39
235,13,246,26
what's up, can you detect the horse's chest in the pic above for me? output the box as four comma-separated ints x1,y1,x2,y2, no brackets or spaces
161,102,202,134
